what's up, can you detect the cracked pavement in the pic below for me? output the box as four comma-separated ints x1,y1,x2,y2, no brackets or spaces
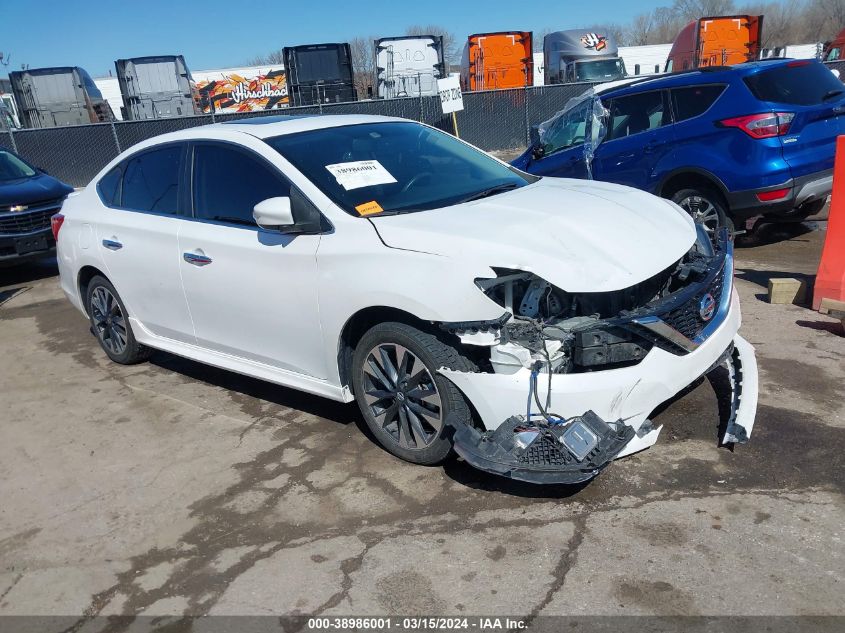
0,219,842,623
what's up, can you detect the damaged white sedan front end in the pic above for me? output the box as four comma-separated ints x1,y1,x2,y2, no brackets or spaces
435,226,757,484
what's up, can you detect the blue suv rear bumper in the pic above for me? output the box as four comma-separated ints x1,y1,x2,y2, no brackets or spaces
725,168,833,221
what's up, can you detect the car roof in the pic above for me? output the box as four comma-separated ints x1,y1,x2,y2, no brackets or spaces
211,113,403,139
597,58,811,97
94,114,411,176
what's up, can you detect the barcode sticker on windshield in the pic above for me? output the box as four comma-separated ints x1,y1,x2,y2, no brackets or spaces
325,160,397,191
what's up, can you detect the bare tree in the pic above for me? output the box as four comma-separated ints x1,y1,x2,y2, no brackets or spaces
673,0,738,21
246,49,285,66
533,28,555,52
627,12,657,46
739,1,800,47
802,0,845,42
405,24,459,67
349,36,377,99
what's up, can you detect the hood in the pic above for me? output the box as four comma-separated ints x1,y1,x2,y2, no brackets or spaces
369,178,696,292
0,173,73,207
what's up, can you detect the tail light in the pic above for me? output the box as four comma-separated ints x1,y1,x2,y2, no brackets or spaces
756,188,791,202
50,213,64,241
718,112,794,138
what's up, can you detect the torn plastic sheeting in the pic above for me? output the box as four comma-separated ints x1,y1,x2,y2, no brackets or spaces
537,87,609,180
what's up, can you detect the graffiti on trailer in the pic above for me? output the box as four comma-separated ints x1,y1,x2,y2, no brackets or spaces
197,70,289,113
580,33,608,51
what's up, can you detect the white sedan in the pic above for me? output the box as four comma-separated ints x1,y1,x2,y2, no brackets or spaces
53,114,759,485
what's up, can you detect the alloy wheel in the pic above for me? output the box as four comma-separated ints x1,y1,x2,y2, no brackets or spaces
361,343,443,450
90,286,127,356
677,195,722,233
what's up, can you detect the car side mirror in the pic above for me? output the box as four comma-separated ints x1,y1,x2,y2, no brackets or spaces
532,144,546,160
253,195,323,234
253,197,295,230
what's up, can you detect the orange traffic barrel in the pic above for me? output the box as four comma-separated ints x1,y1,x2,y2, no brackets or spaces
813,135,845,309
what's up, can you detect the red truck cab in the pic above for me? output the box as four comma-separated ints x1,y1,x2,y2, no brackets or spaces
665,15,763,72
823,28,845,61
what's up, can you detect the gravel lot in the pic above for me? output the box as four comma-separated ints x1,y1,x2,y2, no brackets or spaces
0,218,842,624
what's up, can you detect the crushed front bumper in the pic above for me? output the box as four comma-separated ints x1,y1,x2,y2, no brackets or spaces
440,292,759,484
454,411,636,485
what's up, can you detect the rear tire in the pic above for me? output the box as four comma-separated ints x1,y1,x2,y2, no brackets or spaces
351,322,477,465
85,275,152,365
670,187,733,233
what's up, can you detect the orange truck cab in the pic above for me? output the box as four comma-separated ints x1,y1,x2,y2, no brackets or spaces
665,15,763,72
822,28,845,61
460,31,533,91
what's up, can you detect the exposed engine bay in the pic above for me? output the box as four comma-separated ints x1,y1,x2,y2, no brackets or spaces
445,225,727,377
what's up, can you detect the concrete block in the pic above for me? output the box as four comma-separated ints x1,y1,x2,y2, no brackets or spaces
819,297,845,316
819,298,845,330
767,278,807,305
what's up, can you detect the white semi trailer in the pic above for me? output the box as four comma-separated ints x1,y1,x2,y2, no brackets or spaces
375,35,446,98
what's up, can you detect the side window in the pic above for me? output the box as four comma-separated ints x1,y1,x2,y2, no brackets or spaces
97,166,122,206
671,85,726,122
541,100,590,156
121,145,182,214
665,59,674,73
605,91,667,141
192,144,290,226
826,47,841,61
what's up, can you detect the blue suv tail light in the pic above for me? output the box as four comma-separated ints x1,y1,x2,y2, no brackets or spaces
717,112,795,138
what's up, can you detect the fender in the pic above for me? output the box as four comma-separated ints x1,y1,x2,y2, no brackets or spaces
654,165,732,200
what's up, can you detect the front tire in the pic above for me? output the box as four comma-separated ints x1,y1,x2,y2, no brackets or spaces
670,187,733,233
85,275,151,365
351,322,476,465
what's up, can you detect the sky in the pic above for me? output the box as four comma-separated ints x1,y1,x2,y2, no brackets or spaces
0,0,662,77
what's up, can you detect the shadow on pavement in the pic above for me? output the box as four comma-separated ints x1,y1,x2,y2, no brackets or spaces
796,319,844,336
735,220,821,248
149,352,359,427
0,256,58,291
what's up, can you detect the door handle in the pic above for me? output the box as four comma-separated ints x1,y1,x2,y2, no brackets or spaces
183,252,212,266
102,239,122,251
643,141,664,154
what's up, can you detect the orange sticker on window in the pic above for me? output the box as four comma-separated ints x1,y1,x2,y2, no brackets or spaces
355,200,384,216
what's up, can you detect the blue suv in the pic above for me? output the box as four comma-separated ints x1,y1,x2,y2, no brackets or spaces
512,59,845,231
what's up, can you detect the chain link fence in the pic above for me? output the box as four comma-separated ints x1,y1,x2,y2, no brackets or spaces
5,62,845,187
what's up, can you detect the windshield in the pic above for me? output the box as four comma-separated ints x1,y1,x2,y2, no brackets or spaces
575,59,626,81
0,150,37,181
267,122,530,216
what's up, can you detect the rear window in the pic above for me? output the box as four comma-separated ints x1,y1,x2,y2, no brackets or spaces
671,85,726,122
743,62,845,105
120,145,181,214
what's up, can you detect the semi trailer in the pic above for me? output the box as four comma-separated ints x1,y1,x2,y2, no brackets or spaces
9,67,114,128
375,35,446,98
544,30,627,84
664,15,763,72
460,31,533,91
283,43,356,106
115,55,200,120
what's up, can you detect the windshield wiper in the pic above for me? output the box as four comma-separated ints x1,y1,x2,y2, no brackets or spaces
458,183,520,204
822,89,844,101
